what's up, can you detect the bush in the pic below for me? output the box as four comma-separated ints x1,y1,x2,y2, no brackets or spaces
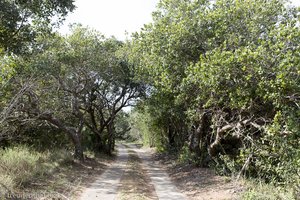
216,111,300,188
178,144,198,165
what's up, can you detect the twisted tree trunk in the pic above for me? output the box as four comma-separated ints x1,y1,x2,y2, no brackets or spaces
39,113,84,161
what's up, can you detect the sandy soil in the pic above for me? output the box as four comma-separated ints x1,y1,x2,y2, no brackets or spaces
20,144,244,200
116,149,158,200
79,144,187,200
153,151,244,200
79,144,128,200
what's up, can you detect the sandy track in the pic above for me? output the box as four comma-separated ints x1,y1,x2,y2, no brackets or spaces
79,144,128,200
79,144,187,200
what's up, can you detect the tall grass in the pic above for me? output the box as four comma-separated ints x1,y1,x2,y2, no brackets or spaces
0,146,73,193
242,180,299,200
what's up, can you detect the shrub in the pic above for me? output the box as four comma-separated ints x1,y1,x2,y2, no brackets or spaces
178,144,197,165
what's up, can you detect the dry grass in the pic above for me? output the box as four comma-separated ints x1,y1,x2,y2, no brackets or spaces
242,180,299,200
29,152,115,200
0,147,115,200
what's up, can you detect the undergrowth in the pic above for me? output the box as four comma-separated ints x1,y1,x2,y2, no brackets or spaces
0,145,73,194
242,180,300,200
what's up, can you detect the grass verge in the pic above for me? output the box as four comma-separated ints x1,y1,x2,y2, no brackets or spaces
0,146,115,199
242,180,300,200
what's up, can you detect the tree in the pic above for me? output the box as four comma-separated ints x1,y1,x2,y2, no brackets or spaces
14,25,145,159
65,28,146,154
114,111,131,141
0,0,75,54
0,0,75,151
130,0,300,183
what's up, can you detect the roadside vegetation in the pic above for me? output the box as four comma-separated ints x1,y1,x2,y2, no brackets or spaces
0,145,114,199
0,0,299,199
128,0,300,199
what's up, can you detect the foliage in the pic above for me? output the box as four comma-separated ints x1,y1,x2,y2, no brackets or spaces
129,106,164,148
178,144,197,165
115,111,132,141
0,0,299,197
0,0,75,54
0,24,145,158
129,0,300,190
0,54,16,87
0,53,17,133
0,0,78,159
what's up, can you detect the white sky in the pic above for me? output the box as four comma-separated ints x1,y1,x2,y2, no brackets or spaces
59,0,159,40
292,0,300,6
59,0,300,41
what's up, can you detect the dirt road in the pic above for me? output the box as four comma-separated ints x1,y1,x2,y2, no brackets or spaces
79,144,186,200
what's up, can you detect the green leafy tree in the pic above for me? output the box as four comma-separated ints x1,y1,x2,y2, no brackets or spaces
130,0,300,187
0,0,75,150
15,25,145,158
0,0,75,54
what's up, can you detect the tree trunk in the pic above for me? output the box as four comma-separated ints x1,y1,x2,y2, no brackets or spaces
25,90,85,161
189,125,201,156
168,123,175,146
208,118,251,157
106,121,115,156
71,132,84,161
112,136,115,151
38,113,84,161
189,111,211,166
